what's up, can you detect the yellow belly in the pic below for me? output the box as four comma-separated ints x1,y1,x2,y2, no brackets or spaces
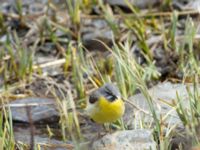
90,97,125,123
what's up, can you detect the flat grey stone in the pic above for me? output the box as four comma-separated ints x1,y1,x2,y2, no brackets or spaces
92,129,156,150
10,97,59,123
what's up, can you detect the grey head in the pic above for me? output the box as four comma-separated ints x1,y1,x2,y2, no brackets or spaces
89,83,121,104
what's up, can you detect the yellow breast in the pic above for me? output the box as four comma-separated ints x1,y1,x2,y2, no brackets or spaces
90,96,125,123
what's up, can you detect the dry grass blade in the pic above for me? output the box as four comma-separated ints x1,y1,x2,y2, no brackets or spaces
38,143,74,150
32,58,66,70
0,102,55,108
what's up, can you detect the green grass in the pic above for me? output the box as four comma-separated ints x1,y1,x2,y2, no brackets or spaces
0,96,15,150
175,76,200,147
1,0,200,149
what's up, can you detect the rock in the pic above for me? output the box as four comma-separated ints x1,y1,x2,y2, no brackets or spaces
0,35,7,44
92,129,156,150
105,0,160,9
81,19,113,51
173,0,200,10
122,82,197,149
10,97,59,123
123,82,189,129
183,0,200,10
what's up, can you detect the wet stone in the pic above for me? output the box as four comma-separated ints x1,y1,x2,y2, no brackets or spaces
92,129,156,150
10,97,59,123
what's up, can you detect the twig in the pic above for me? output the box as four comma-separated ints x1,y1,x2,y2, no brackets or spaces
26,105,35,150
122,98,150,115
37,143,74,149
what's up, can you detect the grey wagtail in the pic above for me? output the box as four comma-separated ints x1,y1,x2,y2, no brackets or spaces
85,83,125,123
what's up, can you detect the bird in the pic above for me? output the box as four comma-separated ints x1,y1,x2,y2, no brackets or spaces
85,83,125,124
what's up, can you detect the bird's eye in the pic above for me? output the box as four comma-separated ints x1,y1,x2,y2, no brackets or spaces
89,96,98,104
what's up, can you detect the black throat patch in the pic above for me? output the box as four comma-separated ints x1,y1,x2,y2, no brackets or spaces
89,83,121,104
